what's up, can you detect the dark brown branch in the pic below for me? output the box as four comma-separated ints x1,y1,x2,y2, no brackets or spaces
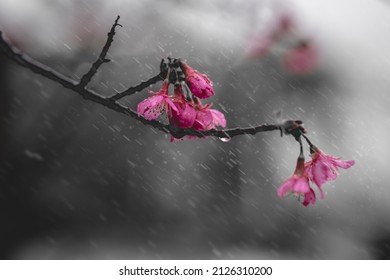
78,15,122,88
0,18,283,140
109,72,164,101
169,124,280,139
0,30,169,135
0,31,78,90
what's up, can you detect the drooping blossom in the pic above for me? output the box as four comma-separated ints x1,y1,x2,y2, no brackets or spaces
247,13,294,58
192,99,226,131
305,147,355,199
246,9,318,75
181,63,215,99
277,157,316,207
170,85,196,128
170,96,227,142
137,62,226,141
137,81,178,120
210,109,227,128
192,104,213,131
283,41,317,75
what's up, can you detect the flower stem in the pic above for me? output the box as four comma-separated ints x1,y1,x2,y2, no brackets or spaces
301,133,316,152
298,136,304,159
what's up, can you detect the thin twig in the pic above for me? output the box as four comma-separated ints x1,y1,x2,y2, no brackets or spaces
78,15,122,88
0,17,284,140
109,73,165,101
0,30,169,135
169,124,280,139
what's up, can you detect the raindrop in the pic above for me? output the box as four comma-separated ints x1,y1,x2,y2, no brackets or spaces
219,137,231,142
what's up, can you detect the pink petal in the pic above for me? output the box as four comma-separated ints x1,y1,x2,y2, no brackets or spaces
137,95,165,119
137,99,149,116
171,102,196,128
148,90,160,95
277,177,296,198
182,64,215,99
143,105,163,120
292,176,311,195
302,188,316,207
187,75,214,99
210,109,227,128
305,161,325,199
312,159,337,187
283,43,317,75
180,104,197,127
164,97,179,113
304,162,313,179
149,82,169,96
193,109,213,130
332,159,355,169
247,36,273,58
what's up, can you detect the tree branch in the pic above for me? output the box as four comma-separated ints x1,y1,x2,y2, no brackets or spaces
78,15,122,88
109,72,164,101
0,30,169,135
0,17,284,140
169,124,280,139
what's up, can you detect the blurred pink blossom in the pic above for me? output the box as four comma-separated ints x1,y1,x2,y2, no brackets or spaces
278,157,316,207
283,41,317,75
247,11,318,76
305,147,355,199
170,85,197,128
247,13,294,57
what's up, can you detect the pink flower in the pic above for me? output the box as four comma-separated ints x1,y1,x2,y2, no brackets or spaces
305,147,355,199
210,109,227,129
181,63,215,99
170,85,197,128
193,105,226,131
168,91,226,142
193,107,213,131
277,157,316,207
137,81,178,120
247,36,274,58
283,41,317,75
247,13,294,58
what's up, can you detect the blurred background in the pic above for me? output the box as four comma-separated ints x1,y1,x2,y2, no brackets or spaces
0,0,389,259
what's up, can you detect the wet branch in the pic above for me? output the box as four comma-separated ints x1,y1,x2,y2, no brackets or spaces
0,16,283,140
169,124,281,139
78,15,122,88
109,72,164,101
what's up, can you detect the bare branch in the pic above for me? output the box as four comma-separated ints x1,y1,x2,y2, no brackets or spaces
0,31,78,90
78,15,122,88
169,124,280,139
109,72,164,101
0,30,169,135
0,18,284,141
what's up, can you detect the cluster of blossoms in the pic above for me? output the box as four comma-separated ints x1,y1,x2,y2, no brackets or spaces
136,59,354,207
137,60,226,140
277,129,355,207
247,13,317,76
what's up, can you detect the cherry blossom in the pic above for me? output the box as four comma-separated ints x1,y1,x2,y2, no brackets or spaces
277,157,316,207
181,63,215,99
170,85,197,128
247,13,293,58
137,81,178,121
192,101,226,131
305,147,355,199
283,41,317,75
